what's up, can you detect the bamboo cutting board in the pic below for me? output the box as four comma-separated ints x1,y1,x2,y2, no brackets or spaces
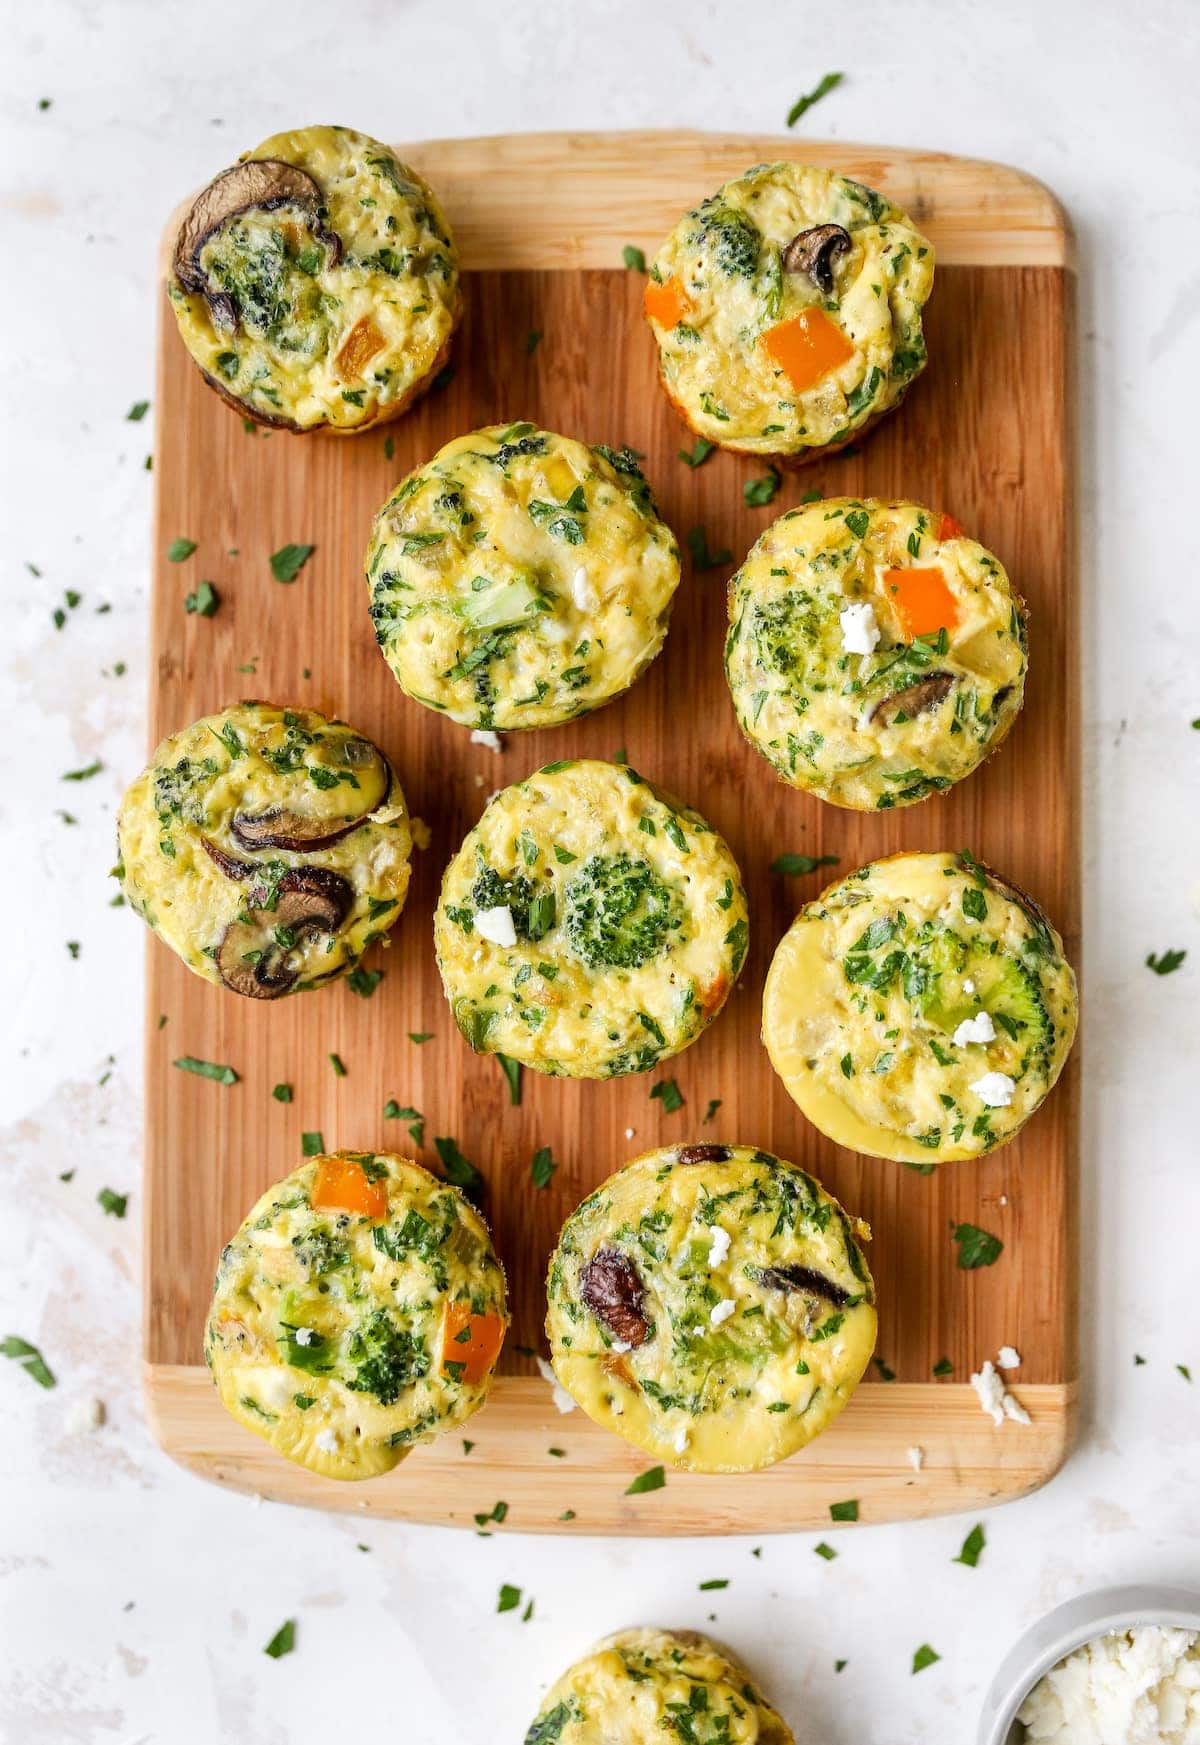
143,132,1078,1534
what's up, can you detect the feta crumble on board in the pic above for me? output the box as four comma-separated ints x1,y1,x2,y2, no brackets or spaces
469,729,502,753
970,1358,1031,1426
65,1396,106,1435
1016,1625,1200,1744
536,1356,576,1415
953,1010,997,1046
970,1070,1016,1107
709,1299,736,1326
707,1224,732,1268
839,600,880,655
998,1345,1022,1370
907,1445,924,1472
474,905,517,947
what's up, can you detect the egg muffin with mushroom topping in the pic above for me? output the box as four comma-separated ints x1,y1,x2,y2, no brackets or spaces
523,1627,795,1745
435,761,747,1078
763,852,1078,1165
367,425,681,729
546,1144,875,1472
117,702,411,998
725,498,1027,808
645,163,933,460
205,1150,507,1479
168,124,460,432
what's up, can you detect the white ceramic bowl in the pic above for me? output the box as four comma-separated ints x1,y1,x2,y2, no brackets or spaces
978,1583,1200,1744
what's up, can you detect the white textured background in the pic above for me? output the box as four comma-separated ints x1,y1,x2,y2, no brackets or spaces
2,2,1199,1740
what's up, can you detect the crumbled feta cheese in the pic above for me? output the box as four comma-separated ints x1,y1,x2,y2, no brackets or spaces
473,773,485,787
962,977,976,994
1002,1392,1031,1425
710,1299,736,1326
571,566,598,612
970,1358,1029,1427
294,1326,315,1346
65,1396,105,1435
840,600,880,655
610,1339,632,1355
953,1010,997,1047
707,1225,732,1268
474,905,517,947
410,816,432,851
970,1070,1016,1107
673,1425,690,1455
907,1445,924,1472
997,1345,1022,1370
536,1356,576,1415
470,729,502,753
315,1428,340,1453
624,1128,635,1140
1017,1626,1200,1743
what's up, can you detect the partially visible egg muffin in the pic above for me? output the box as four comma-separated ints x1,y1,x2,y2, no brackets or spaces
205,1150,508,1479
763,852,1079,1165
435,761,747,1078
545,1144,876,1472
117,701,412,998
644,163,934,460
523,1627,795,1745
366,424,681,730
725,498,1027,809
168,124,460,432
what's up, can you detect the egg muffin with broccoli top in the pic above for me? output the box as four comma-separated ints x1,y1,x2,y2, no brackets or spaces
725,498,1027,809
168,125,460,432
763,852,1078,1165
205,1151,508,1479
117,702,411,999
545,1144,875,1472
644,163,934,460
366,425,681,730
434,760,748,1078
523,1627,795,1745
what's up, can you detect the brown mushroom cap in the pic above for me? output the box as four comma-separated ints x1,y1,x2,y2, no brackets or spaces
201,837,256,881
781,224,852,295
173,158,342,322
216,866,353,999
750,1264,852,1308
579,1247,650,1349
869,670,956,727
675,1144,732,1165
230,739,390,853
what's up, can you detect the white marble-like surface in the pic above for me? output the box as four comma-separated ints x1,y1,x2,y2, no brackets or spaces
2,2,1199,1740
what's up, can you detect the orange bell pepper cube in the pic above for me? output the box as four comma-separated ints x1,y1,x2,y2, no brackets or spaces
762,308,855,393
884,568,961,641
335,315,386,381
441,1303,506,1386
311,1155,388,1221
937,512,965,542
643,276,693,330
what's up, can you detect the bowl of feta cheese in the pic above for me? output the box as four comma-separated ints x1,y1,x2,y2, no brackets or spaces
978,1585,1200,1744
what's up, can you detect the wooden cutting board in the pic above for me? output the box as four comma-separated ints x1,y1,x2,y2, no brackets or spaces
143,132,1078,1534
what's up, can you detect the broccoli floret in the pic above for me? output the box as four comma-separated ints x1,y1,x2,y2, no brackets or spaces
747,588,828,679
564,853,681,970
291,1227,348,1276
344,1308,429,1405
690,199,761,278
471,861,536,933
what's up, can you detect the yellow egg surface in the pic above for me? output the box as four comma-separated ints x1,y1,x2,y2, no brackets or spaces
545,1145,876,1473
522,1627,795,1745
763,852,1079,1165
205,1151,508,1480
117,701,412,998
434,760,748,1078
365,424,681,730
645,163,934,459
168,124,460,432
725,498,1027,809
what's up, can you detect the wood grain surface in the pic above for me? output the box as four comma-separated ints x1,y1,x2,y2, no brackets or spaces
144,133,1078,1533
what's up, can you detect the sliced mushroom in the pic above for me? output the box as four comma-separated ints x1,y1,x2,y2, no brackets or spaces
781,224,852,294
869,670,956,727
174,158,342,323
201,837,256,881
216,867,353,999
231,740,390,852
676,1144,731,1166
750,1264,852,1308
579,1247,649,1349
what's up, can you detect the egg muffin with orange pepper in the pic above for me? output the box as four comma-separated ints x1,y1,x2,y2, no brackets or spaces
644,164,933,461
725,498,1026,808
205,1150,508,1479
168,124,460,432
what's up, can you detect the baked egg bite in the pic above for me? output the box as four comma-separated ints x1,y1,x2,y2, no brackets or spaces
725,498,1027,809
366,424,681,730
434,760,748,1078
523,1627,795,1745
763,852,1078,1165
545,1144,875,1472
117,701,412,999
644,162,934,460
168,124,460,432
205,1150,508,1479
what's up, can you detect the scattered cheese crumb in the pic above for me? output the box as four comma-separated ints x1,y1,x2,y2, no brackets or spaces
970,1070,1016,1108
710,1299,736,1326
1017,1626,1200,1743
624,1127,635,1140
475,905,517,947
907,1445,924,1472
673,1425,690,1455
963,977,976,994
707,1225,732,1268
610,1339,632,1355
473,773,485,787
315,1428,340,1453
970,1357,1030,1427
65,1396,105,1435
997,1345,1022,1370
536,1356,576,1415
999,1194,1009,1207
1002,1392,1032,1425
571,566,598,612
470,729,503,753
840,600,880,655
294,1326,315,1347
953,1010,997,1047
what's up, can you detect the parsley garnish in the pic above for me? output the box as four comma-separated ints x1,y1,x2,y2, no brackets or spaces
1,1335,55,1389
531,1146,556,1189
497,1053,522,1105
744,469,781,507
786,71,843,127
434,1136,483,1199
622,245,646,272
272,1083,293,1103
347,967,383,998
933,1356,953,1377
625,1465,666,1495
409,1032,433,1044
173,1056,238,1085
912,1644,940,1675
770,853,839,876
650,1078,684,1114
686,526,733,571
62,760,102,782
126,401,149,422
97,1187,127,1219
951,1222,1003,1269
263,1619,296,1659
699,1577,729,1589
1146,948,1186,976
184,579,218,617
497,1583,522,1613
814,1542,837,1560
953,1523,985,1568
270,543,316,583
829,1498,858,1522
166,538,196,563
679,438,715,468
702,1097,722,1123
301,1132,324,1157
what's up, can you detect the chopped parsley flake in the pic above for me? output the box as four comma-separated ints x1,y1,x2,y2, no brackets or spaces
172,1056,238,1086
263,1619,296,1659
650,1078,684,1114
97,1187,128,1219
166,538,196,563
270,543,316,584
951,1222,1003,1270
953,1523,985,1568
531,1146,556,1189
786,70,844,127
770,853,839,876
1,1335,55,1389
912,1644,940,1675
1146,948,1186,976
829,1498,858,1522
625,1465,666,1495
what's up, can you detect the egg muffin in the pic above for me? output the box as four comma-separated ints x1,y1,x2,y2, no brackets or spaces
545,1144,875,1472
524,1628,795,1745
366,424,681,731
168,124,460,432
434,761,748,1078
117,701,411,998
205,1150,507,1479
763,852,1078,1165
725,498,1027,809
644,163,934,461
